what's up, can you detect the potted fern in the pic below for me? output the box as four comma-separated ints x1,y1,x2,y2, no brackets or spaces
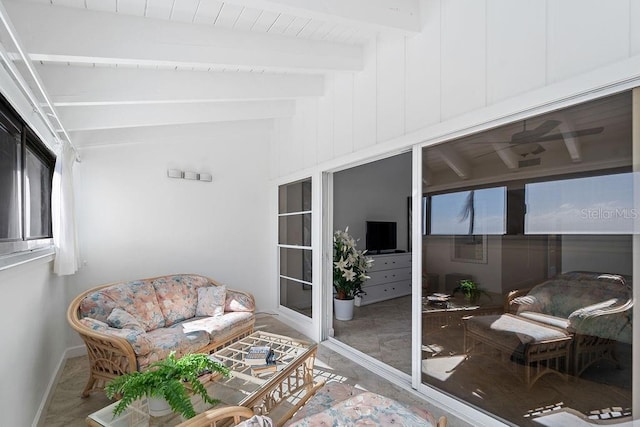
105,352,230,420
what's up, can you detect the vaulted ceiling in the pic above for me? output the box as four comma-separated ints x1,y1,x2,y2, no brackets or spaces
1,0,421,150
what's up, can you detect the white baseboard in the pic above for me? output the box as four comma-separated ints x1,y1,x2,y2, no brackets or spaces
32,346,87,427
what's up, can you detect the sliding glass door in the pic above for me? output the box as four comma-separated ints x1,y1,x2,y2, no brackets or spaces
420,90,634,425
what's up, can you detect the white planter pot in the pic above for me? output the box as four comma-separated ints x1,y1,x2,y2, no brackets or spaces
334,298,355,321
148,396,172,417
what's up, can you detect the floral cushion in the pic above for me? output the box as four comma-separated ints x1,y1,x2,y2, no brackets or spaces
512,271,632,342
196,285,227,317
100,281,165,331
225,289,256,312
181,312,255,341
286,390,437,427
285,382,364,425
521,272,631,318
237,415,274,427
107,308,145,331
136,327,210,371
152,276,202,326
79,318,152,356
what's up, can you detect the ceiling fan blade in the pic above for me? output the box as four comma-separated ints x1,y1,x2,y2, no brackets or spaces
532,126,604,143
530,119,561,136
511,119,561,143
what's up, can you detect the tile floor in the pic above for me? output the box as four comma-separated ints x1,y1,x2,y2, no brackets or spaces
333,295,633,427
43,312,467,427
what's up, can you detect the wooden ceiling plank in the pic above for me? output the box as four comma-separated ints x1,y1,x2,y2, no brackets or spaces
116,0,147,16
214,3,245,28
192,0,224,24
169,0,201,22
7,1,363,72
220,0,421,35
232,6,263,31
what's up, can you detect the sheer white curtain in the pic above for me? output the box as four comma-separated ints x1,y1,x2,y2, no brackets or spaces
52,142,79,275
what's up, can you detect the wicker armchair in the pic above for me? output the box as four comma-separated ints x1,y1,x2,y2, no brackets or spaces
506,271,633,376
177,406,257,427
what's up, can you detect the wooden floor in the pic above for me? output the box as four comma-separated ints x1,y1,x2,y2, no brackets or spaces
334,295,633,427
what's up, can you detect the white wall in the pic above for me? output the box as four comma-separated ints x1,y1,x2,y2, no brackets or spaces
0,60,68,427
0,259,66,426
333,152,412,252
272,0,640,177
561,235,633,276
66,121,274,346
423,235,503,294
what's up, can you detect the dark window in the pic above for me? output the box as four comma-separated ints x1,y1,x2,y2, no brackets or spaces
0,95,55,256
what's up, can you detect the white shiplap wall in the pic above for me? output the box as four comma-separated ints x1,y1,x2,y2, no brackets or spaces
273,0,640,178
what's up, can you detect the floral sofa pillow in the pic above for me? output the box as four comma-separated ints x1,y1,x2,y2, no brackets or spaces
107,308,146,332
196,285,227,317
79,317,152,356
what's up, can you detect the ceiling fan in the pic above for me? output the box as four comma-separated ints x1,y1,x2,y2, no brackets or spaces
485,119,604,157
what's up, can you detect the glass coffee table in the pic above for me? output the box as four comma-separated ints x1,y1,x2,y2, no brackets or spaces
202,331,318,417
87,331,318,427
422,293,503,331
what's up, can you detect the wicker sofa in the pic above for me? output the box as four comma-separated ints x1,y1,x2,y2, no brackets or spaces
506,271,633,376
67,274,256,397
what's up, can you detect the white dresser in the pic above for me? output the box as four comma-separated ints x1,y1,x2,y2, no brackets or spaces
358,252,412,306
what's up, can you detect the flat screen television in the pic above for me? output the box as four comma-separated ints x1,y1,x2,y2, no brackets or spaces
366,221,397,254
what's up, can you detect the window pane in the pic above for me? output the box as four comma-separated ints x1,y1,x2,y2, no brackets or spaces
279,277,312,318
421,91,633,427
25,147,52,239
429,187,506,235
278,179,311,214
278,213,311,246
0,125,21,240
279,247,312,283
525,172,637,234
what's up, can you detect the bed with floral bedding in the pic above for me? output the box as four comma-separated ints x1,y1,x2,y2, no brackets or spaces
67,274,255,397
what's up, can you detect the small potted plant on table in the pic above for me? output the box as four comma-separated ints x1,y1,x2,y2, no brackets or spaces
452,279,491,305
333,227,373,320
105,352,230,420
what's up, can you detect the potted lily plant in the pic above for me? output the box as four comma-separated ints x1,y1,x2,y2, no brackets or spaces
333,227,373,320
105,352,230,420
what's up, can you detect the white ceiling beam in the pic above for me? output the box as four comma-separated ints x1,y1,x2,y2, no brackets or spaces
556,120,582,162
434,145,471,179
69,120,275,147
422,167,433,186
57,100,295,131
491,143,519,169
223,0,422,35
34,64,324,106
5,1,363,72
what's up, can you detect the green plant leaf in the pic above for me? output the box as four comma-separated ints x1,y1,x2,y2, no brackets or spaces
105,352,230,419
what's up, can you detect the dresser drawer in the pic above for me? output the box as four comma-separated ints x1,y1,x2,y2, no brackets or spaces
368,253,412,272
366,268,412,286
358,281,412,305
